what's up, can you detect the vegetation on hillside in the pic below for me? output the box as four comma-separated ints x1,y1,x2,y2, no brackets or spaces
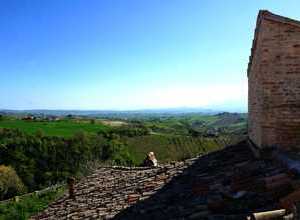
0,128,134,199
0,118,108,137
0,113,247,138
0,165,26,200
136,112,247,137
0,185,65,220
0,112,247,219
124,135,229,164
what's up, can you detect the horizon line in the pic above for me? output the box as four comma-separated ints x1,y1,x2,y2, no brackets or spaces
0,107,247,113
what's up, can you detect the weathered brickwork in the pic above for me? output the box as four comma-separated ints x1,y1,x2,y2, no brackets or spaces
248,10,300,151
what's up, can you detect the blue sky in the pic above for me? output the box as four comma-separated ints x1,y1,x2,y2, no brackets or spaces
1,0,300,111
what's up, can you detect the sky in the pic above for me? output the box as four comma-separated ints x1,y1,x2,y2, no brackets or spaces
1,0,300,112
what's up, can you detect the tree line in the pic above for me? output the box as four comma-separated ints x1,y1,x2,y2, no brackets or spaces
0,127,136,200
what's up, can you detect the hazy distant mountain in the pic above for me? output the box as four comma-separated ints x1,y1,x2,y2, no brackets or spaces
129,107,219,114
0,106,245,118
206,101,247,113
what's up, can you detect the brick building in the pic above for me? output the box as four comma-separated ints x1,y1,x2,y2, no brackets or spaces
248,11,300,151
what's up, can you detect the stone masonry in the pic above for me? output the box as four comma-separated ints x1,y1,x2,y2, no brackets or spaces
248,10,300,151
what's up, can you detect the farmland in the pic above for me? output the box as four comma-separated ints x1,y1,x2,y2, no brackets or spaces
0,118,108,137
0,115,242,165
0,112,247,219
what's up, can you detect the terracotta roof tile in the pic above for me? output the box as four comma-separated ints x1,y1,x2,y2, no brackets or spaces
31,141,300,219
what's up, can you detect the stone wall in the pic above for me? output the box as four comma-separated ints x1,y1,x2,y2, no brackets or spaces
248,11,300,151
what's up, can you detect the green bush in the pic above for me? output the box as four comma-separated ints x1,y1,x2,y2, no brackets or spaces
0,186,65,220
0,165,26,200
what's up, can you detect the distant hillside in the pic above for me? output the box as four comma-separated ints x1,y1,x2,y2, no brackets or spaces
0,107,238,119
210,112,247,127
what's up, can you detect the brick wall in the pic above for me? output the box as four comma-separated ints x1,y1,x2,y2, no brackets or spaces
248,11,300,151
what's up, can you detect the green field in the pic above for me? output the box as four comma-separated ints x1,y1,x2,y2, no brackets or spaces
143,113,247,135
124,134,226,164
0,119,108,137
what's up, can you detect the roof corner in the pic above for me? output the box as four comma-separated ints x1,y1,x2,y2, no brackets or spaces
247,10,300,77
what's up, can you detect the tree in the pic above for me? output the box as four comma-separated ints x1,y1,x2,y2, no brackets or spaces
90,119,96,124
35,129,44,138
0,165,26,200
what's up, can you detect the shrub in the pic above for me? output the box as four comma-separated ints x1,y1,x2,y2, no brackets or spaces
90,119,96,124
35,129,44,138
0,165,26,200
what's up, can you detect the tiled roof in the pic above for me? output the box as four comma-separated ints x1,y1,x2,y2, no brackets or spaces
32,141,300,219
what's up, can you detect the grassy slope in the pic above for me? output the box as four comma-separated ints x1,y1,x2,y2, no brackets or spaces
124,134,223,164
124,114,246,164
0,119,108,137
0,186,65,220
144,114,247,135
187,114,246,128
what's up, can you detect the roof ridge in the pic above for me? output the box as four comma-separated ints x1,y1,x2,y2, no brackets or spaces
260,10,300,27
